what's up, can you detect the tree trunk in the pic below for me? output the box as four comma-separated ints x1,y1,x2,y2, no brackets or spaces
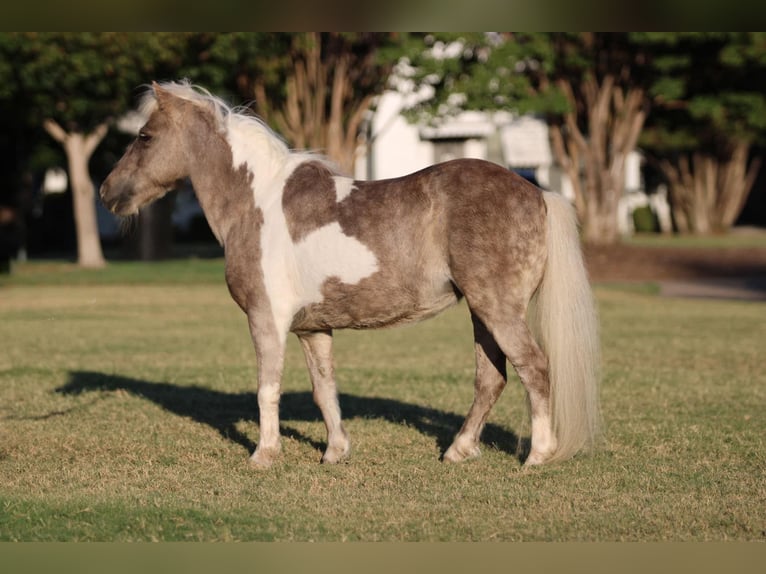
548,77,647,245
44,120,108,268
717,141,761,231
659,142,761,234
252,33,374,175
582,171,622,244
126,193,175,261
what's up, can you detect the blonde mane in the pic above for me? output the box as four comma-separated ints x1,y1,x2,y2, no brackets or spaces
139,80,343,177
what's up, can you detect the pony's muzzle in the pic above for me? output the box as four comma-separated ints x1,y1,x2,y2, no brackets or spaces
99,178,137,216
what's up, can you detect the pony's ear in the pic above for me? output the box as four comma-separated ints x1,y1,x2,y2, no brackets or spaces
152,82,175,111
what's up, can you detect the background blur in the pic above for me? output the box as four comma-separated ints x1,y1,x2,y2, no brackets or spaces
0,32,764,271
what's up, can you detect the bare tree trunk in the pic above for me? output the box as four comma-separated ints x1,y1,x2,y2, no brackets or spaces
659,142,761,234
44,119,108,268
253,33,375,174
125,192,176,261
717,141,761,231
658,157,691,233
550,77,647,245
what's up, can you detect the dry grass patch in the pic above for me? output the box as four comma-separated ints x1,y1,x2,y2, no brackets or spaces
1,273,764,540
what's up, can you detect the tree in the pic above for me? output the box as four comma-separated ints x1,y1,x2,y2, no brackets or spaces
0,33,185,267
406,33,654,245
638,33,766,234
42,119,108,267
180,33,416,174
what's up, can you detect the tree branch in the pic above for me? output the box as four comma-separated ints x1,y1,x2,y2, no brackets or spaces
557,79,589,153
588,74,614,170
549,122,586,219
43,118,68,144
84,122,109,157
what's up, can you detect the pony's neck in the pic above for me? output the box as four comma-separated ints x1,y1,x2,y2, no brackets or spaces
225,116,292,197
185,116,291,247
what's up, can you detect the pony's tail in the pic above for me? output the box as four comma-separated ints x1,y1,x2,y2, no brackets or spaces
529,191,601,462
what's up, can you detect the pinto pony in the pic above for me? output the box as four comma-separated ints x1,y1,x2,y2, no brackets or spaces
101,81,600,468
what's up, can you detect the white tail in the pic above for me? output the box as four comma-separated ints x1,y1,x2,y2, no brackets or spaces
529,191,601,461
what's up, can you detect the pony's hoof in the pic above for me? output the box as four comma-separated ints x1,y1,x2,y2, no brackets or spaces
523,450,552,467
249,447,280,469
321,444,350,464
443,442,480,463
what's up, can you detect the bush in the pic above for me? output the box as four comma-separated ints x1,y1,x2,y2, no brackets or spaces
633,205,659,233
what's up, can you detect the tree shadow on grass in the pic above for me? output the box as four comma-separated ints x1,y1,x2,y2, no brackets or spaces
57,371,528,463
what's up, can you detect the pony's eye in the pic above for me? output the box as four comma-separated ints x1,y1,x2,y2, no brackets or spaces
138,131,152,142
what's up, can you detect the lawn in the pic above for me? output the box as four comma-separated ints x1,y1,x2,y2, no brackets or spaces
0,260,764,541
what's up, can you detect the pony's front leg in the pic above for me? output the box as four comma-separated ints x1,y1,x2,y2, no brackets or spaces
248,315,287,469
298,330,350,464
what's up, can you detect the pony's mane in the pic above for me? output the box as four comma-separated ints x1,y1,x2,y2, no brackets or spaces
140,79,344,176
140,80,282,143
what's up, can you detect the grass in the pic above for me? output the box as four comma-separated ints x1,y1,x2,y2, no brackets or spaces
0,260,764,541
0,258,225,286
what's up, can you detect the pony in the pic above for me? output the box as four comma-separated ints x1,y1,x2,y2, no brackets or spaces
100,80,601,468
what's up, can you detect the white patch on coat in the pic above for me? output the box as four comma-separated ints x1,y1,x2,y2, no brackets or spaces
226,121,302,336
257,205,304,336
333,176,356,202
226,123,378,335
294,222,379,303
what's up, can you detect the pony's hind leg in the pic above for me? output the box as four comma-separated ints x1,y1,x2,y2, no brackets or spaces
298,330,350,464
488,314,556,466
443,314,508,463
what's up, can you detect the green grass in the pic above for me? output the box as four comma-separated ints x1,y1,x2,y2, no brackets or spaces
0,261,764,541
0,258,226,286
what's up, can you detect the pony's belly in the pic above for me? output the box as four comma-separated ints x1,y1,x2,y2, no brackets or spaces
290,279,460,332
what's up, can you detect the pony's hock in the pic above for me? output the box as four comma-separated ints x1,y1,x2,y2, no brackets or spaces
101,80,601,469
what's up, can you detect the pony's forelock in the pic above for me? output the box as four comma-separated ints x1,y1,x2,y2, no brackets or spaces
136,79,345,177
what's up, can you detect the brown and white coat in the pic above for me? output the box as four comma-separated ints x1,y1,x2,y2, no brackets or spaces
101,81,601,469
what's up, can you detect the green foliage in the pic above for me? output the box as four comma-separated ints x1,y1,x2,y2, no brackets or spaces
0,32,190,199
632,206,659,233
404,32,766,158
403,33,552,122
640,32,766,153
404,33,652,124
0,33,186,132
168,33,287,100
648,75,686,101
168,33,415,129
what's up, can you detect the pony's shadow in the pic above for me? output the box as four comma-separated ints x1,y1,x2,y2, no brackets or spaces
57,371,528,463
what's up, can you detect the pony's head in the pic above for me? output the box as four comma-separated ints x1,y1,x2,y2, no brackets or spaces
100,81,222,216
